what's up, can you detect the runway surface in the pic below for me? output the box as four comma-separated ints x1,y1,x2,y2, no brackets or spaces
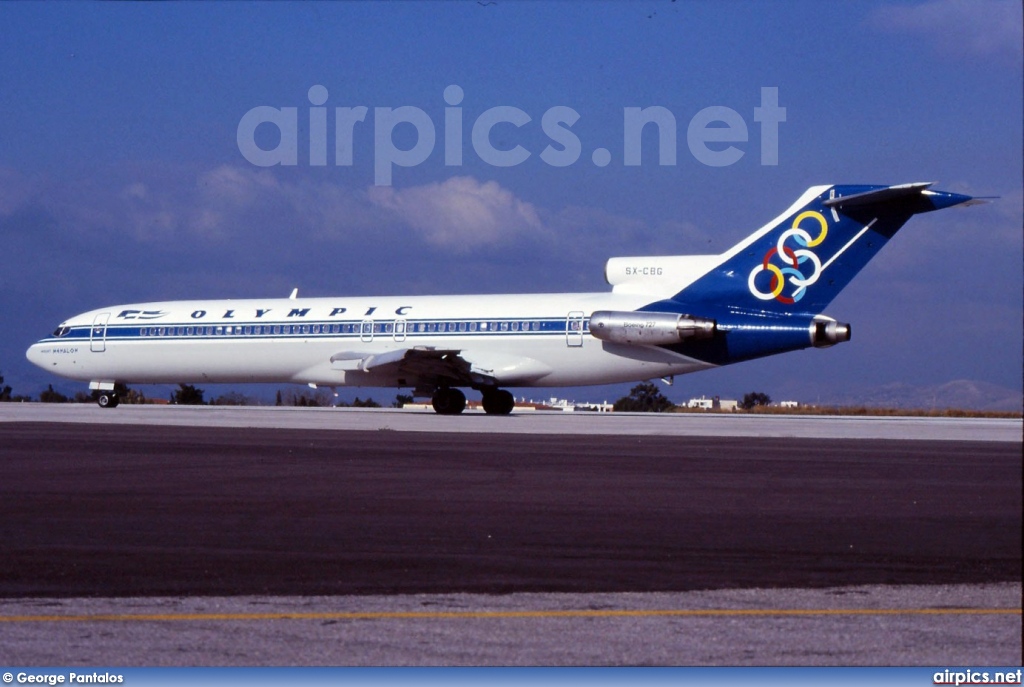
0,411,1020,664
3,584,1019,665
1,422,1020,596
1,402,1020,441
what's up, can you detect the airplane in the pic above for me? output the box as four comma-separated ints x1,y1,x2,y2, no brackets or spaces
26,182,981,414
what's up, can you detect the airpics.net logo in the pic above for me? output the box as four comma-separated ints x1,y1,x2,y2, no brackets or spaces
236,85,786,186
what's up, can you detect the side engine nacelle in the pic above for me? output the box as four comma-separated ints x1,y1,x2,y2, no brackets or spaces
589,310,716,346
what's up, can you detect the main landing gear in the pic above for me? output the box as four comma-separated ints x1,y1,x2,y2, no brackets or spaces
430,387,515,415
431,388,466,415
481,388,515,415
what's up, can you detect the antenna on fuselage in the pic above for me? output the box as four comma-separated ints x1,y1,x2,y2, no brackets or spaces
289,288,298,299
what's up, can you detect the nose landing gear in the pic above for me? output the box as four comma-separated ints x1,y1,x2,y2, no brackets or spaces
96,392,119,408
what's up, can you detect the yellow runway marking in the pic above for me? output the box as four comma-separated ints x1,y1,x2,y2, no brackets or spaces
1,608,1020,623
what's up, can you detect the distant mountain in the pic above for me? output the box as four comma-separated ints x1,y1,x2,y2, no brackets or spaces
812,379,1023,412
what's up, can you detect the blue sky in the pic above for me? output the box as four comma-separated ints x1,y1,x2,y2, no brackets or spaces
2,0,1021,405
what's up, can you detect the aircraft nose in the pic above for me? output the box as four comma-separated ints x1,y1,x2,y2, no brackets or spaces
26,342,47,370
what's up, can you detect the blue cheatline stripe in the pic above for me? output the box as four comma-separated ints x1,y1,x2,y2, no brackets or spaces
40,317,591,345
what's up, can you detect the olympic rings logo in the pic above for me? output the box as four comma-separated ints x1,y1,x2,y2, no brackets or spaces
747,210,829,304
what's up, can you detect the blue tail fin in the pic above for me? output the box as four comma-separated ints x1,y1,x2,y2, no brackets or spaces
669,183,974,314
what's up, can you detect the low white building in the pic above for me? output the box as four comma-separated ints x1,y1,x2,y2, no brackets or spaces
686,396,738,411
544,397,613,412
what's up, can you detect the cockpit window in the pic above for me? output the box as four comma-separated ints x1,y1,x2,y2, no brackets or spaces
52,325,72,337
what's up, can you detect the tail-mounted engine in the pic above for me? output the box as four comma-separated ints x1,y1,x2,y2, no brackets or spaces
589,310,716,346
811,317,852,348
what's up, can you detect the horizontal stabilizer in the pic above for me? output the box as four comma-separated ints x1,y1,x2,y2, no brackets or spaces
823,182,934,208
823,182,977,213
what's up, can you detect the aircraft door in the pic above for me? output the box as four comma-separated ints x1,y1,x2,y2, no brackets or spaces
360,319,374,342
394,319,407,342
566,311,584,347
90,313,110,352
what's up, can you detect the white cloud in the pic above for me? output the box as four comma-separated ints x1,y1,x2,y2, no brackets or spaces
2,167,550,252
197,165,281,208
869,0,1023,63
3,166,682,272
366,176,545,250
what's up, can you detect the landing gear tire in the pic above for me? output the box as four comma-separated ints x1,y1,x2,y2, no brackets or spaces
481,389,515,415
97,392,119,409
431,388,466,415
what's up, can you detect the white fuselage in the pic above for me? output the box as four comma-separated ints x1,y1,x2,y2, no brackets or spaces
26,291,714,391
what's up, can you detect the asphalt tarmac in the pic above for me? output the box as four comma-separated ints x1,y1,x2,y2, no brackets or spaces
0,414,1020,665
1,422,1019,597
1,402,1020,441
3,584,1019,666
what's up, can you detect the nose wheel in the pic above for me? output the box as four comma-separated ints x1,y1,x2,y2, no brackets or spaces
96,392,120,409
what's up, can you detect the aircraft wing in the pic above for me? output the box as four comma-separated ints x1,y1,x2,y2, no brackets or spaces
330,347,552,388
